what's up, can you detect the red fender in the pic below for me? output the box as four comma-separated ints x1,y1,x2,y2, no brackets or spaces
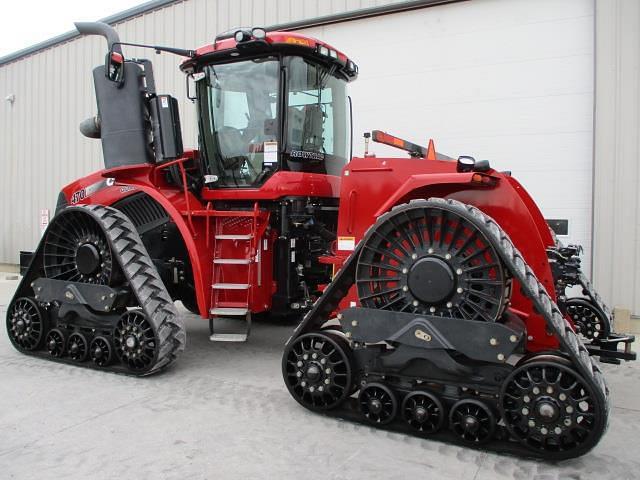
60,167,211,318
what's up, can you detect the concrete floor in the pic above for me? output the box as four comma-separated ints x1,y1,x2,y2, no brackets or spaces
1,275,640,480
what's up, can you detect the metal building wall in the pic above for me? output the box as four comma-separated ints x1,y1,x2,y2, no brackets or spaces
0,0,410,264
593,0,640,316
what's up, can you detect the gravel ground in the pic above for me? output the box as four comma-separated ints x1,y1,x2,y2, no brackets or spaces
1,276,639,480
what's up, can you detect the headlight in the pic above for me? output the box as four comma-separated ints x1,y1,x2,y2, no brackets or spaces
252,28,266,39
234,30,250,43
457,155,476,173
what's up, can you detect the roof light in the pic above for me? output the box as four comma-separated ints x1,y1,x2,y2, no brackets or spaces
329,49,338,59
457,156,476,173
318,45,329,56
252,27,266,39
234,30,250,43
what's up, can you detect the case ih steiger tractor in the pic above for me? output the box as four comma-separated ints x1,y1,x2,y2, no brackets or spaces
6,22,635,459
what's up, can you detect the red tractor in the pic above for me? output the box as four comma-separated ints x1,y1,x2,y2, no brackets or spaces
6,22,634,459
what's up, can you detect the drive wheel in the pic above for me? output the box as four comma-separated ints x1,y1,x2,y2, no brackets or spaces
45,328,66,357
449,399,495,444
500,359,606,459
43,209,115,285
359,383,398,425
6,297,47,351
402,391,444,434
356,201,510,321
67,332,88,361
90,336,113,367
282,332,353,411
565,298,610,341
114,310,158,372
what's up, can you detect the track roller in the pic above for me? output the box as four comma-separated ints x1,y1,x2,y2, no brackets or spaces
45,329,66,357
500,357,606,459
402,391,444,434
359,383,398,425
67,333,89,361
449,399,495,444
6,297,47,351
282,332,353,411
90,336,113,367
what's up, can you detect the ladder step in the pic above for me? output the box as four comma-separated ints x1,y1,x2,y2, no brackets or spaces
215,234,252,240
212,283,250,290
213,258,251,265
209,333,248,342
209,307,249,315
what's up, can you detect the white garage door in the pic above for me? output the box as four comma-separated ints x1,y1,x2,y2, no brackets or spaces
303,0,594,271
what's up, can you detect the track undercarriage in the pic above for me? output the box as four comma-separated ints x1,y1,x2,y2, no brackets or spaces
6,205,186,376
282,198,610,460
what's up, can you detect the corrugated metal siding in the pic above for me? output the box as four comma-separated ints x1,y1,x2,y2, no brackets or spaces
0,0,409,263
593,0,640,315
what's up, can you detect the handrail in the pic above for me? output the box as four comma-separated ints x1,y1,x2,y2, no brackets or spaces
154,157,195,233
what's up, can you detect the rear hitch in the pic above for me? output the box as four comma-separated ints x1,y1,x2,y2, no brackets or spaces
586,333,636,364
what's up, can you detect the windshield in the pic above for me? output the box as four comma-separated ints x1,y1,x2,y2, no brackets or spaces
197,55,349,187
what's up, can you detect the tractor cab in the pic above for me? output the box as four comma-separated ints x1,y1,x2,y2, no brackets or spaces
181,29,358,188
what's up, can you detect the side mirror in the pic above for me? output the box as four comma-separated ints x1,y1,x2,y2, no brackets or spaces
105,48,125,85
186,71,206,102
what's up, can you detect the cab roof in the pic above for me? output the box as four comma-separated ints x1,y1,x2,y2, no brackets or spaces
181,29,358,81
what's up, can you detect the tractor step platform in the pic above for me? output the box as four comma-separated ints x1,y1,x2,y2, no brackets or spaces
215,234,252,240
209,307,249,316
213,258,251,265
209,312,252,343
212,283,250,290
209,333,249,342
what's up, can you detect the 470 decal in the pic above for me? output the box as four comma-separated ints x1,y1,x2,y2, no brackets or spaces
70,178,116,204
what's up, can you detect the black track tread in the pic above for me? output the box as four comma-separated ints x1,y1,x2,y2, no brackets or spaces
84,204,186,375
576,272,614,329
286,197,609,458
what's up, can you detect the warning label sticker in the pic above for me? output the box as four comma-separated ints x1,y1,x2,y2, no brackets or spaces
337,236,356,251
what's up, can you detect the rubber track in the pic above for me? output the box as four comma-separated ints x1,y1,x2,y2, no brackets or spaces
86,205,186,375
577,272,613,329
286,197,609,453
9,205,186,376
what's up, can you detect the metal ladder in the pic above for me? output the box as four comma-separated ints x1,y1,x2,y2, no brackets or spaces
209,204,260,342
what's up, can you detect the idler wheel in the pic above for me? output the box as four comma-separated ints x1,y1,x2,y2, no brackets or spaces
67,332,89,362
565,298,610,341
90,336,113,367
358,383,398,425
500,357,606,459
402,391,445,434
114,310,158,372
282,332,353,411
449,399,495,444
6,297,46,351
